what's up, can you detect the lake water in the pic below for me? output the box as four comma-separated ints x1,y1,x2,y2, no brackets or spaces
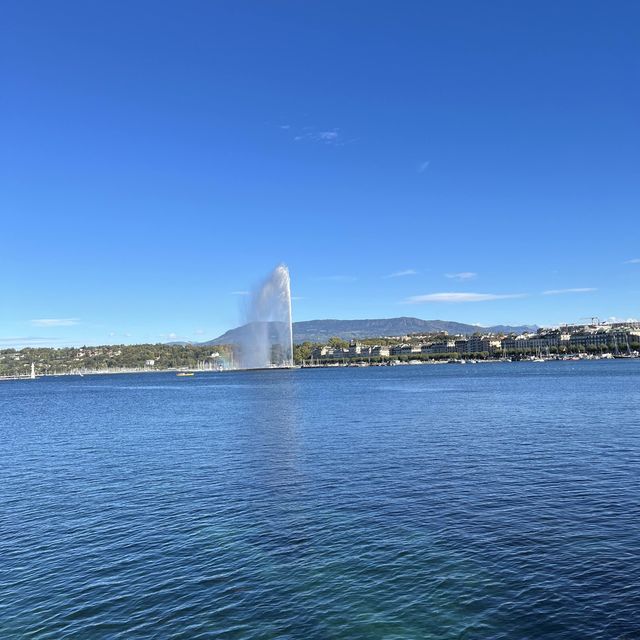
2,361,639,639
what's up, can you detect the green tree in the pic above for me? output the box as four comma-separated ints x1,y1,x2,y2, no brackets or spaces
294,342,315,363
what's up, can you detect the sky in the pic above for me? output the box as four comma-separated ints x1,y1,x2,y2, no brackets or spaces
1,1,639,348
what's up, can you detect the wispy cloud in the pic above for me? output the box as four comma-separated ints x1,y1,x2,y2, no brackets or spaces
281,124,347,146
406,292,526,303
31,318,79,327
318,130,339,142
231,290,250,296
108,331,132,340
0,336,63,346
418,160,430,173
294,128,342,145
542,288,597,295
160,332,185,341
385,269,417,278
445,272,477,281
624,258,640,264
316,275,357,282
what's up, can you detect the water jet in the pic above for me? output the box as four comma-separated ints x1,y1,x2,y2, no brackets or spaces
234,264,294,369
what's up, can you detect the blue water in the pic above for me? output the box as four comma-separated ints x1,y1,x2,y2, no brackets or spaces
2,361,639,639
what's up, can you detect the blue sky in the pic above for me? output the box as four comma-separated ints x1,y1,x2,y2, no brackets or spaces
2,1,639,347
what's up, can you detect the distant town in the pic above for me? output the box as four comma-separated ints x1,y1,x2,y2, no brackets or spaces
301,320,640,364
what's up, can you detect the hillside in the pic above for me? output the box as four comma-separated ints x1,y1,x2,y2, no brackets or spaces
204,317,536,346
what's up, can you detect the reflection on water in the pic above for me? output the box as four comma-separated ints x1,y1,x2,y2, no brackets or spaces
241,370,303,485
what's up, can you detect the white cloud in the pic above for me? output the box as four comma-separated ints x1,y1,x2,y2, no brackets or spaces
625,258,640,264
418,160,430,173
385,269,417,278
445,272,477,281
31,318,79,327
406,292,526,303
542,288,597,295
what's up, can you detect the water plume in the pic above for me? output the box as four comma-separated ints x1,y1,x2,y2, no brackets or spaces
236,264,294,369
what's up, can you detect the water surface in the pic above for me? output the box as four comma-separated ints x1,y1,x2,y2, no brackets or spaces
2,361,639,638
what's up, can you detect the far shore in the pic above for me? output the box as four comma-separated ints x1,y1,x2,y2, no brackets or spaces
1,353,637,382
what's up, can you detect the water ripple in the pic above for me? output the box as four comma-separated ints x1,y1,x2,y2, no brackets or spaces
1,362,639,638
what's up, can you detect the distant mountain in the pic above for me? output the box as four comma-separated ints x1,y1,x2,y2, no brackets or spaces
203,317,537,346
202,322,289,347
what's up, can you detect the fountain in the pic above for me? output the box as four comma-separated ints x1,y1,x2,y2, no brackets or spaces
235,264,294,369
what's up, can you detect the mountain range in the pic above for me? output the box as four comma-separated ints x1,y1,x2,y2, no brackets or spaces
201,317,537,346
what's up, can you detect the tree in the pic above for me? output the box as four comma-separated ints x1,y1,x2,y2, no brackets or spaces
294,342,315,363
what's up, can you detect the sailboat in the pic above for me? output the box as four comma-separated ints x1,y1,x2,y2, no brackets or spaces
531,350,545,362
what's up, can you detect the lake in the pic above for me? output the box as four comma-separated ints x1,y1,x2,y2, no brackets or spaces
1,361,639,639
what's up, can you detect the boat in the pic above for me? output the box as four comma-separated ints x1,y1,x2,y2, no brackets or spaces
176,372,195,377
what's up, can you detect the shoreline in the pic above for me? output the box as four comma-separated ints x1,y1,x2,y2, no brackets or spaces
1,354,637,381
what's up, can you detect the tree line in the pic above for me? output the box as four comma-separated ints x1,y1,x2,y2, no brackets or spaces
0,343,232,376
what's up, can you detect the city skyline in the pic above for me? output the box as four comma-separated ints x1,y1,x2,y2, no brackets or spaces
2,2,639,347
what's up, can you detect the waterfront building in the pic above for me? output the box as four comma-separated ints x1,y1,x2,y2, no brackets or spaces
311,346,334,359
501,336,558,351
466,337,502,353
390,344,408,356
348,341,363,357
425,340,458,354
569,330,640,350
390,344,421,356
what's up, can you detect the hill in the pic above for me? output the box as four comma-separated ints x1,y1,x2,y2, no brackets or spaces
203,317,536,346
